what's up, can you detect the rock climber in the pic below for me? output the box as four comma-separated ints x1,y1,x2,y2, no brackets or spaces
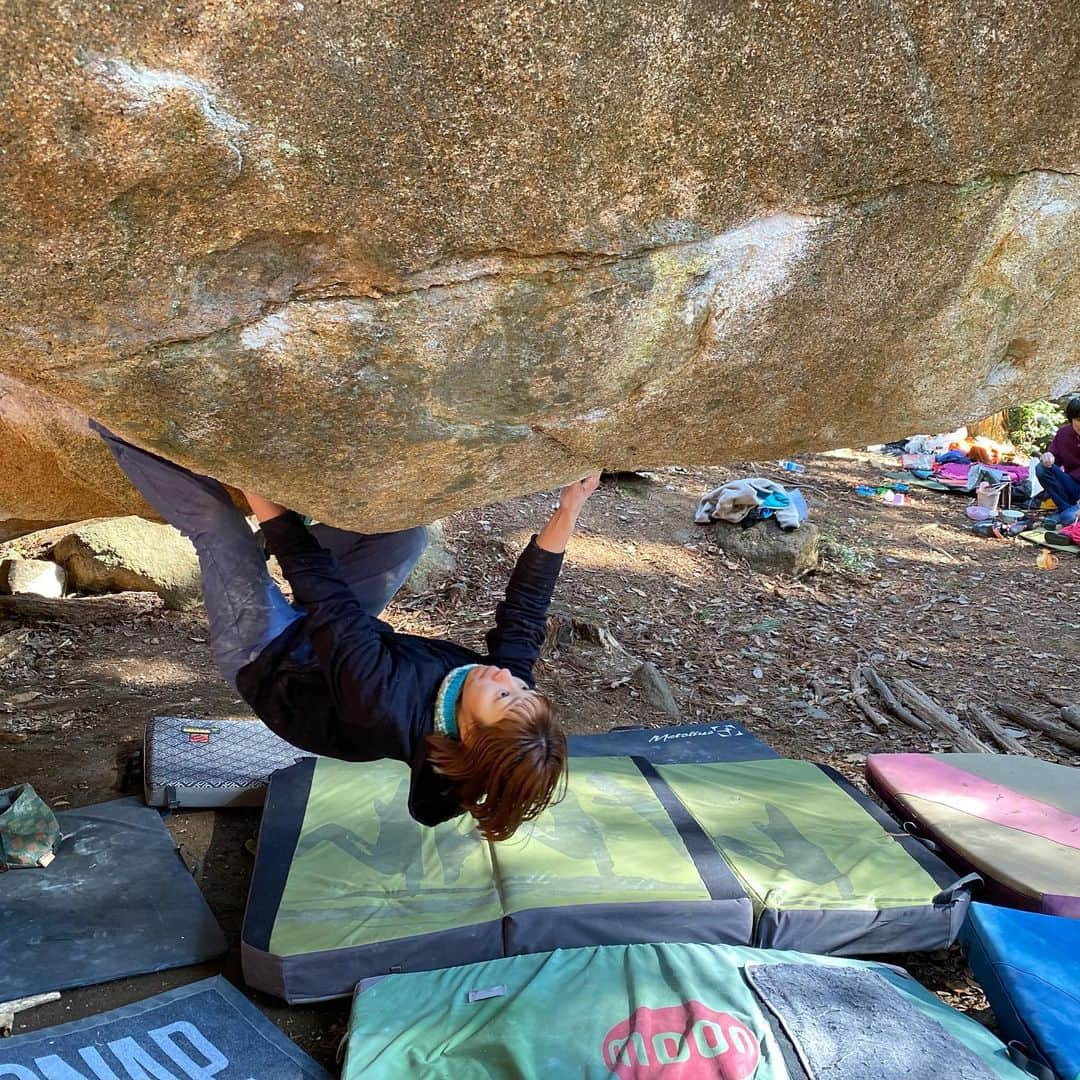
91,421,600,841
1036,397,1080,526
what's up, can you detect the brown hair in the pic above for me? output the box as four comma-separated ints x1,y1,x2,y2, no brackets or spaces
426,692,568,842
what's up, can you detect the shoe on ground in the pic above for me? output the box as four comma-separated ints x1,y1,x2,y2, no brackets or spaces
1045,531,1078,548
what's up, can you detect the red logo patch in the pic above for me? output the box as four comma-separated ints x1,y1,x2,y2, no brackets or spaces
602,1002,761,1079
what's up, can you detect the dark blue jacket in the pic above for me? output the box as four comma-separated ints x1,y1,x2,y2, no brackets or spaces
235,511,564,826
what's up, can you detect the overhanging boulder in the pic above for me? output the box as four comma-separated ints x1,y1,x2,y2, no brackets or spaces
2,3,1077,531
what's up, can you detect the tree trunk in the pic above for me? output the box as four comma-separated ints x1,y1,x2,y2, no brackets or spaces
968,409,1010,443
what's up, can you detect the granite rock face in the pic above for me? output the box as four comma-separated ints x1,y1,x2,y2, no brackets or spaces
0,375,156,528
2,2,1078,531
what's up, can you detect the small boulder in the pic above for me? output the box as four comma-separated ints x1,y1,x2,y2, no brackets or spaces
50,517,201,610
631,661,681,717
0,556,67,598
712,520,821,575
402,521,457,594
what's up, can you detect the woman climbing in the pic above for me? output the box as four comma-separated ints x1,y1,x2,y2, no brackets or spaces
91,420,600,841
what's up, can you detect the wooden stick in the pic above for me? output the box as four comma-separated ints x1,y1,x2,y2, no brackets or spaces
892,677,993,753
0,593,162,626
963,703,1032,756
849,667,889,731
1059,704,1080,734
0,991,60,1037
862,666,930,733
996,700,1080,753
1035,693,1080,733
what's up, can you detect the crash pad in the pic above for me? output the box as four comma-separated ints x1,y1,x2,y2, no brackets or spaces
243,733,969,1002
1018,528,1080,553
867,753,1080,917
566,718,778,762
0,797,226,999
0,976,330,1079
343,940,1026,1079
882,470,954,492
962,903,1080,1080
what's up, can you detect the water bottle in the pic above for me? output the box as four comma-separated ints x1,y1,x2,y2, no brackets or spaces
778,460,806,474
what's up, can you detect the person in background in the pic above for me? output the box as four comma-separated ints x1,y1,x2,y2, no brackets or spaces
1036,397,1080,526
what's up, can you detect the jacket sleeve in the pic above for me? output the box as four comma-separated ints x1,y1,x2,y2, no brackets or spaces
484,536,564,686
260,512,408,760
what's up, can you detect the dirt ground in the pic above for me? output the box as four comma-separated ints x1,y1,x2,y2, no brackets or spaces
2,448,1077,1067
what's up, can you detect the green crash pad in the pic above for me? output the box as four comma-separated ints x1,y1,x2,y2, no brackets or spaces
243,753,969,1002
1018,528,1080,553
265,755,716,956
658,759,948,915
343,941,1027,1079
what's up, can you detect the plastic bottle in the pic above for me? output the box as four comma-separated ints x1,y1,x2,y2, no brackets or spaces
778,460,806,474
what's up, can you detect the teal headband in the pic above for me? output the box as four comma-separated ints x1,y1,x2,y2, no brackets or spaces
434,664,478,740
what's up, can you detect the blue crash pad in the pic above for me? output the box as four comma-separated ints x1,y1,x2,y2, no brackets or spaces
0,797,226,999
0,977,329,1079
962,903,1080,1080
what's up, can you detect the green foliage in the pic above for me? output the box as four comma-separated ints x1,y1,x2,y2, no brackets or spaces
1007,400,1066,454
820,536,877,576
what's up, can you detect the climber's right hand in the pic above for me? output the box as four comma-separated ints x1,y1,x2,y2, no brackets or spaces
243,489,290,523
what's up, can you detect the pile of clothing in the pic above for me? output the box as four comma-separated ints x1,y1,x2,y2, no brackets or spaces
901,428,1020,464
695,478,808,531
892,431,1035,503
935,459,1031,494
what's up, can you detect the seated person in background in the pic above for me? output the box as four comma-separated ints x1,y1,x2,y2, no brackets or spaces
1036,397,1080,526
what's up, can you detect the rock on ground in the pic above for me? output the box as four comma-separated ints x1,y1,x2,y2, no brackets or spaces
0,557,67,599
2,3,1079,530
712,521,822,576
401,522,457,595
49,518,201,611
631,661,681,718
